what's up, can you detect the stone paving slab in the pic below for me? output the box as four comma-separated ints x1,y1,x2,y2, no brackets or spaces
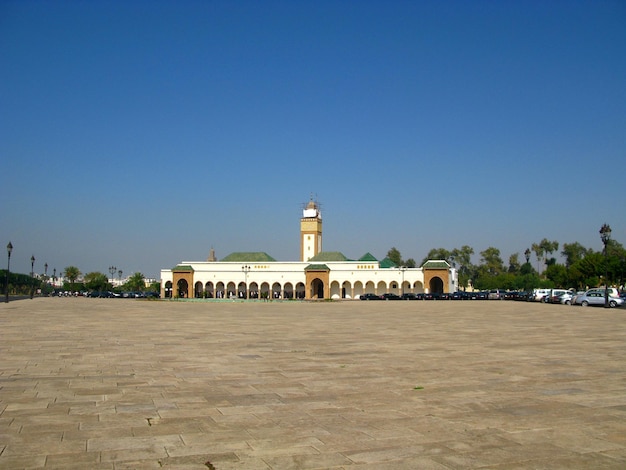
1,298,625,469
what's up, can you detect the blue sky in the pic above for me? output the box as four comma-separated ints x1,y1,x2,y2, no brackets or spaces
1,0,625,279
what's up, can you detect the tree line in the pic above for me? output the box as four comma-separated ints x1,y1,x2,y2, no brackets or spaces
1,265,158,296
386,237,626,291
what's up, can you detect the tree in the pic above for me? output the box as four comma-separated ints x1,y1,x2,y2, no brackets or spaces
451,245,474,290
420,248,452,266
124,272,146,292
386,247,402,266
508,253,521,273
84,272,109,291
64,266,81,291
385,248,416,268
531,242,544,273
545,264,568,288
561,242,590,267
479,247,504,276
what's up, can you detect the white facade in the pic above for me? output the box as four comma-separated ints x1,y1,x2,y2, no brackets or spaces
160,199,457,299
160,260,456,300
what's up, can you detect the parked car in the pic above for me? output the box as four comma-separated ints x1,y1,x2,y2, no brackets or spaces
488,289,505,300
573,290,623,308
476,291,489,300
401,293,417,300
531,288,551,302
558,292,576,305
360,293,382,300
381,293,401,300
544,289,572,303
586,287,620,298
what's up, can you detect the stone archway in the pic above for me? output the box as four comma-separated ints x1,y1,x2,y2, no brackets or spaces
311,278,324,299
429,276,444,294
305,265,330,299
177,279,189,298
205,282,214,298
163,281,173,298
194,281,203,298
295,282,305,299
238,282,247,299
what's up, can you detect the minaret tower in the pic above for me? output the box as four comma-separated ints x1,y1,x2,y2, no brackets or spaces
300,198,322,262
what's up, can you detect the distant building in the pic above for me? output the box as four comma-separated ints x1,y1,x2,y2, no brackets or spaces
160,199,456,299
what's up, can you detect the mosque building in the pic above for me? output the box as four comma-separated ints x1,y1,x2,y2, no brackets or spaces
160,199,457,300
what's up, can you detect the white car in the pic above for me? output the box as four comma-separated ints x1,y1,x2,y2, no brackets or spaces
532,288,551,302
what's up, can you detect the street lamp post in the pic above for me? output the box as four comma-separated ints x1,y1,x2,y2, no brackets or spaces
30,255,35,299
599,223,612,308
242,265,250,299
44,263,48,295
5,242,12,303
53,268,56,288
109,266,117,286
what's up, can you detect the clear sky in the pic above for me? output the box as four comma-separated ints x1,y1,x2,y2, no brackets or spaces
1,0,625,279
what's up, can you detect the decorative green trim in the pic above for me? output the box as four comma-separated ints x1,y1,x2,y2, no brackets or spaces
422,260,450,269
172,265,194,272
305,264,330,271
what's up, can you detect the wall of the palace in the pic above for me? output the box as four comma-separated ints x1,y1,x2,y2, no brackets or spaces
161,261,457,299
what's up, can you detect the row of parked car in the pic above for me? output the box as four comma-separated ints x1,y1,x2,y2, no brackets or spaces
359,288,625,307
360,291,491,301
87,291,160,298
534,288,624,308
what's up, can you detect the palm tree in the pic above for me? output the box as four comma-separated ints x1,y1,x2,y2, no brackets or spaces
63,266,81,292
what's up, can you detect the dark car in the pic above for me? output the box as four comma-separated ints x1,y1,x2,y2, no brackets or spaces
401,293,417,300
451,291,469,300
360,293,382,300
381,293,401,300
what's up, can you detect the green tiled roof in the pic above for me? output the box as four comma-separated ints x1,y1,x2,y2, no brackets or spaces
220,252,276,262
379,257,398,268
308,251,349,262
305,264,330,271
422,260,450,269
358,252,378,261
172,265,194,272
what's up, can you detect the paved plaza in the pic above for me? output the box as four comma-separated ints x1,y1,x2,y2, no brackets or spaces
1,298,625,469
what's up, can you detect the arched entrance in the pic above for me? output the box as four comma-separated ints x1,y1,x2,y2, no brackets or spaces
429,277,444,294
177,279,189,298
194,281,203,298
304,264,330,299
295,282,305,299
284,282,294,299
164,281,172,298
205,282,214,298
238,282,247,299
311,278,324,299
